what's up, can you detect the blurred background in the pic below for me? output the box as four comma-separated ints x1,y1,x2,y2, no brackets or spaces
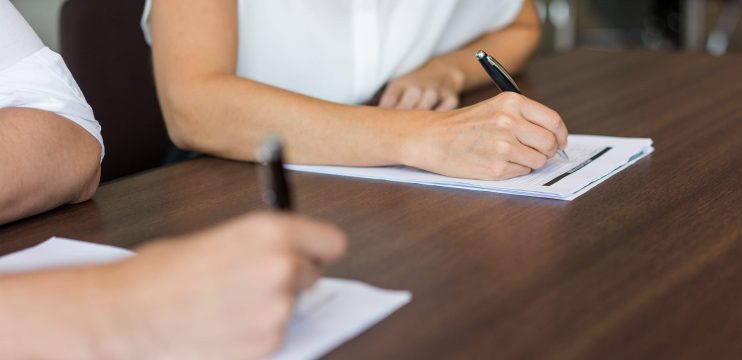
8,0,741,182
534,0,742,55
11,0,742,55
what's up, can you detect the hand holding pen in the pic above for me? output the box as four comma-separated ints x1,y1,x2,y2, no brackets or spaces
476,50,569,161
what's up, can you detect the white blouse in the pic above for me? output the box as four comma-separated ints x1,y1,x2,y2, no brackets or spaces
142,0,524,105
0,0,103,157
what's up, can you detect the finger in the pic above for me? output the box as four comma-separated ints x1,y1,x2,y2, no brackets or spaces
378,84,404,109
396,87,423,110
517,97,568,149
291,254,322,292
283,215,348,265
489,161,532,180
252,293,295,357
513,118,559,158
434,90,459,112
502,141,549,170
415,88,439,110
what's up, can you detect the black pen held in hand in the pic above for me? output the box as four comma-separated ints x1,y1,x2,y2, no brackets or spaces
257,135,292,211
476,50,569,161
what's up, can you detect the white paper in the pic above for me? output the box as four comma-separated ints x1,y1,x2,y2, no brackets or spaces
288,135,654,201
270,278,411,360
0,238,411,360
0,237,134,273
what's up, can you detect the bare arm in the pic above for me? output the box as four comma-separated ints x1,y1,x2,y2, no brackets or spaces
150,0,566,180
0,107,101,225
150,0,414,166
0,212,346,359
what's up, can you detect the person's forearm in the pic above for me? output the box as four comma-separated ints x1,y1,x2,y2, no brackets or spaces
0,265,125,359
157,73,429,165
0,108,101,225
429,1,541,91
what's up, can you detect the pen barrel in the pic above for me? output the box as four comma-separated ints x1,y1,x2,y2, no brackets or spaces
478,57,521,93
266,155,292,211
258,137,293,211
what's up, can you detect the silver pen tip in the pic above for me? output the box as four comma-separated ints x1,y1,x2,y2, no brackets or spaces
557,150,570,161
475,50,486,59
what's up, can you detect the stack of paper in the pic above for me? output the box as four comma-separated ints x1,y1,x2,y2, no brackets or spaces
288,135,654,200
0,238,411,360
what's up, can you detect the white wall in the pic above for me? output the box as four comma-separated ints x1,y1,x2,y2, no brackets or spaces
10,0,67,51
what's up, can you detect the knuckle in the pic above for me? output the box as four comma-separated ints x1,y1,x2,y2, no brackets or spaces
448,96,460,108
498,92,522,105
494,140,512,156
493,114,514,129
266,254,297,284
406,86,422,96
543,135,558,154
490,161,508,179
547,111,563,129
261,228,289,249
535,154,548,168
245,214,289,242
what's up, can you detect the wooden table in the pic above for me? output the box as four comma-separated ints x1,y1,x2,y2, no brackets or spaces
2,49,741,359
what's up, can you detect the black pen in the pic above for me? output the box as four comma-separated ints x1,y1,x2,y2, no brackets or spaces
257,135,292,211
476,50,569,161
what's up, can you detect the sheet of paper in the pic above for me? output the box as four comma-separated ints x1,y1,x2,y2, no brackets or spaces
0,237,134,273
287,135,654,201
0,238,411,360
270,278,411,360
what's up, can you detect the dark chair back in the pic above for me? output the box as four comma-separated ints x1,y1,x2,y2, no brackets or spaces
60,0,171,182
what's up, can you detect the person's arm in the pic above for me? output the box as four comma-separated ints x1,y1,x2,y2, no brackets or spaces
0,107,101,225
150,0,565,181
0,212,346,359
379,0,541,111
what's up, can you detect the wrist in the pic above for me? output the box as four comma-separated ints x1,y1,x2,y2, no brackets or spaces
394,109,445,170
79,262,146,359
83,248,174,360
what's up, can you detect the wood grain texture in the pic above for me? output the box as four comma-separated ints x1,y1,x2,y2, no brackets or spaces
1,49,741,359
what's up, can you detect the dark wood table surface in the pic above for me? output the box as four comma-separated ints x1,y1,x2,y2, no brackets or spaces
2,49,741,359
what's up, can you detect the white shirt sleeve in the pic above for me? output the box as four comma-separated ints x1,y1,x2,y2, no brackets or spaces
434,0,526,56
0,0,104,160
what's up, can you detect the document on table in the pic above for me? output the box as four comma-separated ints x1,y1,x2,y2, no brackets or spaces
0,238,411,360
0,237,133,273
288,135,654,201
270,279,410,360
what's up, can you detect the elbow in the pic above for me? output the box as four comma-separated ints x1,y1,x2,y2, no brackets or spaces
72,160,101,204
156,75,246,159
530,21,542,53
73,165,101,203
159,92,211,153
163,113,194,152
71,134,103,204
